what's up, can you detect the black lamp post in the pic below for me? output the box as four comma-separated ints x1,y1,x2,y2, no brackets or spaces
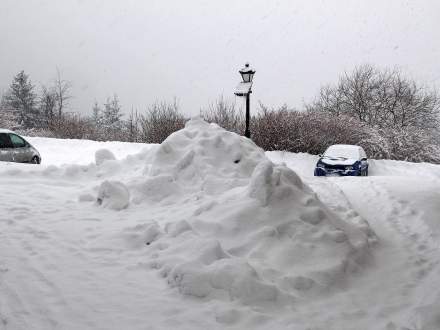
234,63,255,138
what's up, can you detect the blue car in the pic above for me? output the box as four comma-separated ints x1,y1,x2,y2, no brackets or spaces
314,144,369,177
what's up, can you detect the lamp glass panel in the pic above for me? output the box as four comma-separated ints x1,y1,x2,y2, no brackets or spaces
241,72,251,83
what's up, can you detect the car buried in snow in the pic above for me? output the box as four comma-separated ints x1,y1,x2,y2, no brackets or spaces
0,129,41,164
314,144,368,177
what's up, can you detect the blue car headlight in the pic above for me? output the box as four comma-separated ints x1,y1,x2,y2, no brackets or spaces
346,162,360,171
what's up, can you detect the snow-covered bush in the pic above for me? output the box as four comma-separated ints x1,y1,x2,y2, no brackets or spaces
0,107,23,130
251,106,373,155
47,113,96,139
357,126,390,160
138,100,186,143
380,127,440,163
200,96,244,134
249,103,439,163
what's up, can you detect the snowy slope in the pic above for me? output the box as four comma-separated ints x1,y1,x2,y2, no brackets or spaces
0,124,438,330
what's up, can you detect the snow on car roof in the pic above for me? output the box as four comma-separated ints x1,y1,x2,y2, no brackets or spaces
328,144,362,150
0,128,14,133
324,144,363,159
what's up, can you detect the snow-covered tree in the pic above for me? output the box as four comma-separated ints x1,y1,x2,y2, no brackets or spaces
102,94,123,127
307,64,440,130
3,71,38,128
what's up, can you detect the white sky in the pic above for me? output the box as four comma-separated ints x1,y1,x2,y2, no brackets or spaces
1,0,440,116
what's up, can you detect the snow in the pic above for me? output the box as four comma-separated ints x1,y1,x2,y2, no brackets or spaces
24,136,153,166
234,81,253,96
129,119,375,307
323,144,364,160
95,149,116,166
0,121,439,329
97,180,130,210
320,157,358,166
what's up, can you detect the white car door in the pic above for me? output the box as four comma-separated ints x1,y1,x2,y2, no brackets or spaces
8,133,28,162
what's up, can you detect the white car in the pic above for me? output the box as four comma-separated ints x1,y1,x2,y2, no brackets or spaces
0,129,41,164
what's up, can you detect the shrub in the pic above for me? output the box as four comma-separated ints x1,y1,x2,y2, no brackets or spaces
252,105,381,156
200,97,244,134
138,101,186,143
47,113,95,139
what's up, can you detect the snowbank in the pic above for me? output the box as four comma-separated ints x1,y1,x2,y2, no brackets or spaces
117,119,376,305
2,128,440,329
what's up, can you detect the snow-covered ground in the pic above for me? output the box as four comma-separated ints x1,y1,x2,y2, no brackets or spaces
0,120,439,330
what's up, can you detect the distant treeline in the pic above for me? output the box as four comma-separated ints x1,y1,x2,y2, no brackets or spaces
1,64,439,163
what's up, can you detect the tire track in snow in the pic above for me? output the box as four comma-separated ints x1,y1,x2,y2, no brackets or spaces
359,179,439,284
0,176,195,330
0,233,62,330
0,185,91,330
360,179,440,328
325,177,440,329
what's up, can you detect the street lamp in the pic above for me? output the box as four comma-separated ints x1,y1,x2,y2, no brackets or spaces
234,63,255,138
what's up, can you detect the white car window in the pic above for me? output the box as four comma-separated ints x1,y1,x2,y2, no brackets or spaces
9,134,26,148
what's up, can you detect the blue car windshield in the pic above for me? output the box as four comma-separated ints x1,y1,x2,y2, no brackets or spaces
324,145,360,159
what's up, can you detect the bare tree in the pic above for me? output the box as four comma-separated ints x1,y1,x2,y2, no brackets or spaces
307,64,440,130
126,108,140,142
54,69,72,118
91,101,102,125
40,85,57,122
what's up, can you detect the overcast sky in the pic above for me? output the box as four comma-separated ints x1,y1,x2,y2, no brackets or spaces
1,0,440,116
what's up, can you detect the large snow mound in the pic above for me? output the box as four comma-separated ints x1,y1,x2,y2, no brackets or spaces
115,118,376,305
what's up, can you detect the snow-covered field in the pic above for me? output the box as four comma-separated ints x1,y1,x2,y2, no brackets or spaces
1,120,439,330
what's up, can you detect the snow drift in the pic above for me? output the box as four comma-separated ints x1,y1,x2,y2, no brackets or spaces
3,130,440,329
113,118,377,305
